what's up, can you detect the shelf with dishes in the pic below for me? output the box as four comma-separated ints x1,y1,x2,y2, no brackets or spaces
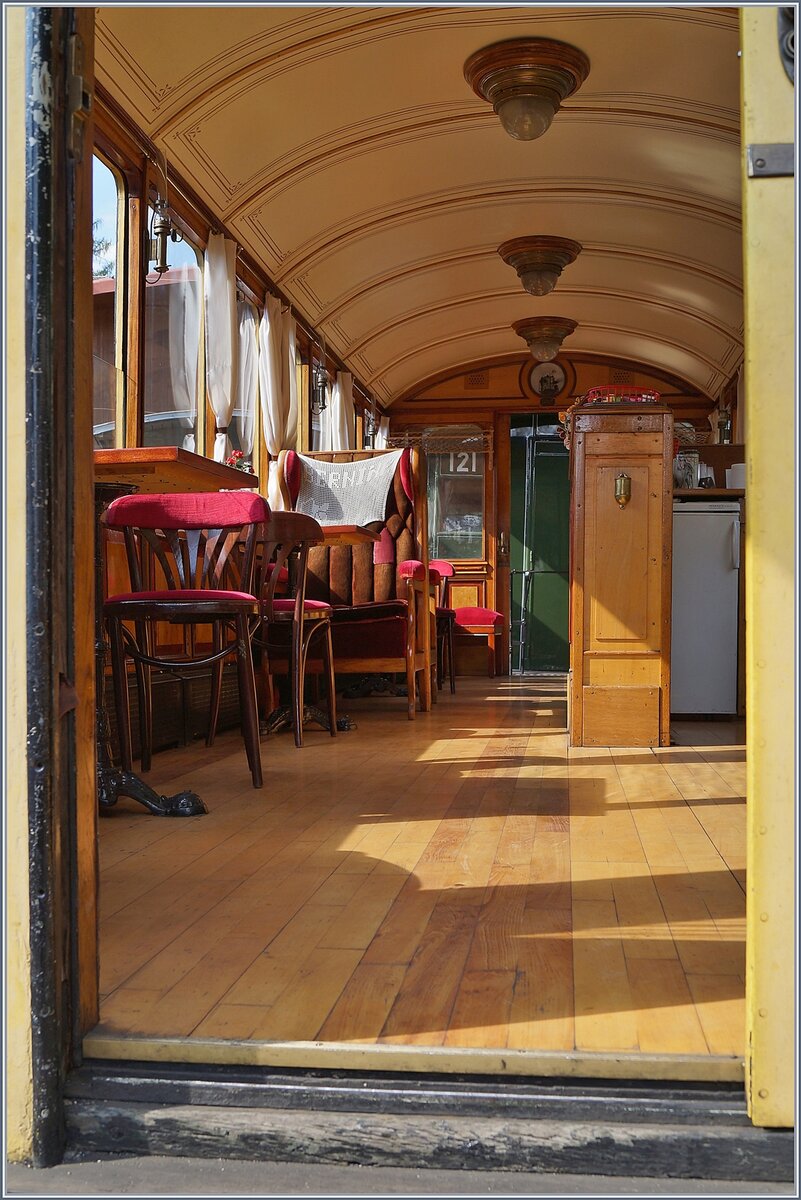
673,488,745,498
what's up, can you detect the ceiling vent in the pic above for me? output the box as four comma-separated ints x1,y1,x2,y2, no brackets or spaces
465,370,489,389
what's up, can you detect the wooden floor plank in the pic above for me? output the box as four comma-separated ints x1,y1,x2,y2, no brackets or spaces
572,899,639,1052
443,969,516,1048
253,948,364,1041
96,678,746,1060
626,958,709,1054
508,907,574,1052
379,896,482,1046
318,964,408,1043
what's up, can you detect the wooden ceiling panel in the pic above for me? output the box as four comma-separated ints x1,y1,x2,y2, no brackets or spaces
96,4,743,404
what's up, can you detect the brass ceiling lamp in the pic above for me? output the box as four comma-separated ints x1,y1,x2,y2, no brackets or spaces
513,316,578,362
464,38,590,141
498,236,582,296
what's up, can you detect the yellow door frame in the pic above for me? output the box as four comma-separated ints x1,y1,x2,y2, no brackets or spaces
740,6,796,1129
5,5,34,1160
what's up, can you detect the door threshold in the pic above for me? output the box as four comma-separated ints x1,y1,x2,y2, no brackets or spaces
83,1031,743,1083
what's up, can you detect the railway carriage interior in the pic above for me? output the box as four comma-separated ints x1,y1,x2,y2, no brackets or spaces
88,6,750,1076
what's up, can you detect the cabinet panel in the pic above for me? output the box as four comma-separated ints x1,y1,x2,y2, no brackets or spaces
585,459,663,649
582,686,660,746
569,404,673,747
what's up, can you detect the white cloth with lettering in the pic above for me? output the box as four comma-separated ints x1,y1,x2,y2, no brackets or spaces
294,450,403,527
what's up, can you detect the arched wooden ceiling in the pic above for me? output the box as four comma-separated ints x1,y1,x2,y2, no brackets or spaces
96,5,743,406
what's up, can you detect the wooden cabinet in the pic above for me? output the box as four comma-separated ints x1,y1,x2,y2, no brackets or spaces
569,405,673,746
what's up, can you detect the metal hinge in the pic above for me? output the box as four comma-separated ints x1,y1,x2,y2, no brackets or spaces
68,33,93,161
746,144,794,179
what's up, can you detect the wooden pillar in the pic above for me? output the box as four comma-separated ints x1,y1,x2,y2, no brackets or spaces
569,404,673,747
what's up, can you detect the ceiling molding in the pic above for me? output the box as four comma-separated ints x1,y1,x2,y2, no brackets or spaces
178,102,741,222
369,321,723,396
340,285,741,363
271,181,740,284
393,350,710,406
316,242,742,327
102,5,737,139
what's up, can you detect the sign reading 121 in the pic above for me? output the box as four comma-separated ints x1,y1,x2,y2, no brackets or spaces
448,451,479,473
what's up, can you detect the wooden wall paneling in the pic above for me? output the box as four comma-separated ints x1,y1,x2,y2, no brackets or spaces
569,407,672,748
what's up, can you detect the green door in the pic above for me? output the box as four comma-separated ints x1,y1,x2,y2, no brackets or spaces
510,416,570,673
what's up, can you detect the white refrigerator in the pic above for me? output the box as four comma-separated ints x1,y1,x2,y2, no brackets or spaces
671,500,741,714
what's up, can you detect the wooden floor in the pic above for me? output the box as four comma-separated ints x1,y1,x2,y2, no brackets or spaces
95,678,746,1061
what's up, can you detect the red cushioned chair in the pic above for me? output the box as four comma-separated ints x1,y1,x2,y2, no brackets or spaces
103,491,268,789
427,559,502,680
454,605,504,677
274,448,433,719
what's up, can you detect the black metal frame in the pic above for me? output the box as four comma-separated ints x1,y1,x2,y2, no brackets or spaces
25,6,73,1166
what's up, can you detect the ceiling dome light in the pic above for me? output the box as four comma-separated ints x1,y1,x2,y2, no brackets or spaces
498,236,583,296
512,316,578,362
464,38,590,142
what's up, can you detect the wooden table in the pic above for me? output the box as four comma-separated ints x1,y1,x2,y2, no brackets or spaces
94,446,258,494
94,447,257,817
317,523,380,546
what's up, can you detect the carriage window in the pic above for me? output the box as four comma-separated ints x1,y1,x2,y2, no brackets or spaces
142,222,203,450
428,444,485,561
92,155,123,448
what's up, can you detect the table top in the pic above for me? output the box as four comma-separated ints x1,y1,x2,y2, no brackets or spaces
318,523,381,546
94,447,258,494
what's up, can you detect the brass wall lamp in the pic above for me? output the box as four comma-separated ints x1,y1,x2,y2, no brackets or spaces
614,472,632,508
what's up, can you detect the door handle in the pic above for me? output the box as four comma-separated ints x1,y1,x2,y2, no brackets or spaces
498,531,508,557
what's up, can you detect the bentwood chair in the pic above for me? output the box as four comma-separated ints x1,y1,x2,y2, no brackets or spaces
103,490,269,789
253,510,337,747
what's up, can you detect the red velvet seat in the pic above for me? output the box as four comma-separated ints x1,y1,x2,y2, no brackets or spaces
103,490,269,789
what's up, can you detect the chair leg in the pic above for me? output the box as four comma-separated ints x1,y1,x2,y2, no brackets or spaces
322,621,337,737
235,613,263,788
107,616,133,774
488,632,496,678
292,613,305,749
132,620,152,772
436,628,444,690
447,619,456,694
207,620,224,747
405,652,417,719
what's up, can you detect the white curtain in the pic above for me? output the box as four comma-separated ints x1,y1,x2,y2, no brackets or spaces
374,415,390,449
167,267,202,452
204,232,238,462
260,294,299,507
235,298,258,459
329,371,356,451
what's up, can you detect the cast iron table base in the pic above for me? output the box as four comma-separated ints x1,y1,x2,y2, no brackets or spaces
261,705,357,737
